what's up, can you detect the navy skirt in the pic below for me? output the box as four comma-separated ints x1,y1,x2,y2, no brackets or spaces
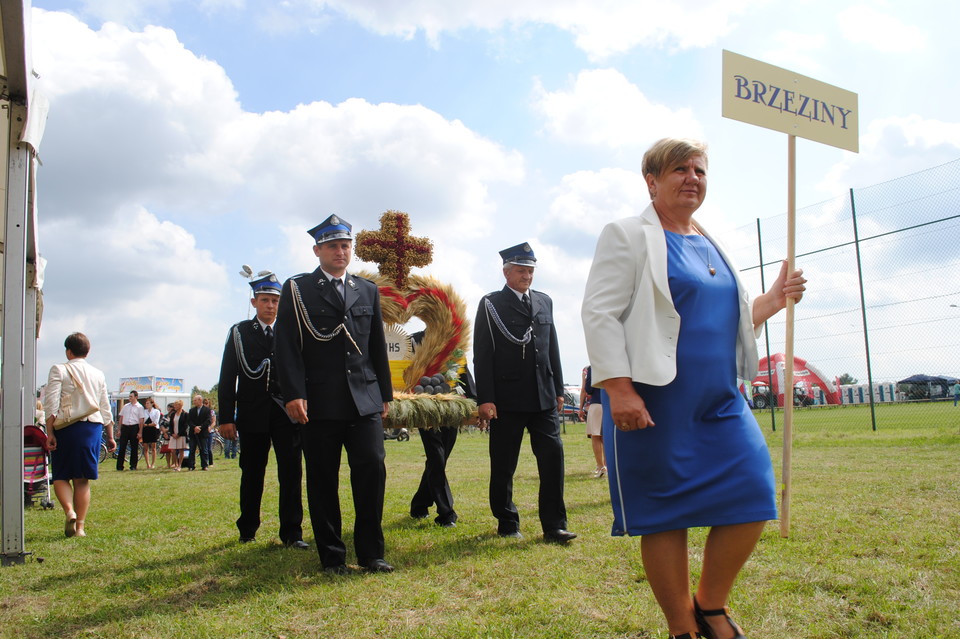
51,420,102,481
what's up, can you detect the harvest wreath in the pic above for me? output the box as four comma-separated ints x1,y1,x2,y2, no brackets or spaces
354,210,477,430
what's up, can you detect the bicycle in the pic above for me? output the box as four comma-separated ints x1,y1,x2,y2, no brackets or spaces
211,431,225,459
98,425,144,464
99,436,144,464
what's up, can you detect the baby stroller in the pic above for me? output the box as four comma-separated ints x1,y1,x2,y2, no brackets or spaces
24,425,55,509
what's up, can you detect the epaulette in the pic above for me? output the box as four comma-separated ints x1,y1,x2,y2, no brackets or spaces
227,318,253,334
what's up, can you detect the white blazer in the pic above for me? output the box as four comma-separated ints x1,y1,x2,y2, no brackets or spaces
43,358,114,427
581,203,761,388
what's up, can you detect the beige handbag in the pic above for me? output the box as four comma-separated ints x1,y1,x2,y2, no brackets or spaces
53,363,100,429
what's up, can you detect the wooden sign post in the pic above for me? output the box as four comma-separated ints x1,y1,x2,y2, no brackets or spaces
722,50,859,537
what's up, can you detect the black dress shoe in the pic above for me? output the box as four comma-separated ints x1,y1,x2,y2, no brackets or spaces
410,510,429,520
543,529,578,543
324,564,350,576
362,559,395,573
437,520,457,528
239,536,255,543
498,530,523,539
284,540,310,550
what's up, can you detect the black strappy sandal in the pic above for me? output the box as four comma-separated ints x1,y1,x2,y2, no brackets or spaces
694,598,746,638
670,634,704,639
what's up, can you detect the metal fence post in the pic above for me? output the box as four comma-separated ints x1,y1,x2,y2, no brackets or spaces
849,187,878,431
756,218,776,431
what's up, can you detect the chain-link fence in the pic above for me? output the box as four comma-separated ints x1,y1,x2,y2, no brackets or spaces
718,158,960,430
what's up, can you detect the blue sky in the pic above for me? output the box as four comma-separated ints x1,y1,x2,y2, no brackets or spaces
30,0,960,392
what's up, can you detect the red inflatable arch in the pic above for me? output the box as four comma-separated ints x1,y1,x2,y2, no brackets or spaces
752,353,841,406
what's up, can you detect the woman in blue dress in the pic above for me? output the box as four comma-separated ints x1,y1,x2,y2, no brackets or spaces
582,138,807,639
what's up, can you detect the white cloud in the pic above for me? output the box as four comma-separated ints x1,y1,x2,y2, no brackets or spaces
537,168,647,253
69,0,245,27
33,7,524,238
819,114,960,196
37,207,231,391
297,0,761,59
33,11,243,222
72,0,176,27
761,30,827,74
533,69,702,148
837,4,927,52
31,8,527,389
213,99,525,246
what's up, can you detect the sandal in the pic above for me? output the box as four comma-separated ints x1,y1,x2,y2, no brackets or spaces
694,598,746,638
670,634,705,639
64,516,77,538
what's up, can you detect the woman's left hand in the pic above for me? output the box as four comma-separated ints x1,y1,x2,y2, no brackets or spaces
46,431,57,451
753,260,807,327
771,260,806,305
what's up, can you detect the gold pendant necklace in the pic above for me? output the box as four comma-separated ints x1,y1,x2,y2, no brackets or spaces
681,232,716,276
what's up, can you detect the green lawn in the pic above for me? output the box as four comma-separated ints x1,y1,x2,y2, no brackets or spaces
2,404,959,638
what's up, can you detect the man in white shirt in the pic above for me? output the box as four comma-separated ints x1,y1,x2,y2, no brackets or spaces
116,390,145,471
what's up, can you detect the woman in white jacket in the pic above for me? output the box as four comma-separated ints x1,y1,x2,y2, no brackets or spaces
582,138,806,639
43,332,116,537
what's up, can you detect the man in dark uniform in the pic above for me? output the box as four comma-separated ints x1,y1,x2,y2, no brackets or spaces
218,272,307,549
409,331,476,528
474,242,576,543
275,214,395,574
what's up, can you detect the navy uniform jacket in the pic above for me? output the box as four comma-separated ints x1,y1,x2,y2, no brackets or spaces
218,317,283,433
473,286,564,412
275,266,393,420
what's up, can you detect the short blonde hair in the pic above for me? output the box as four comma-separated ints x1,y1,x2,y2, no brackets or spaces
641,138,709,198
173,400,183,410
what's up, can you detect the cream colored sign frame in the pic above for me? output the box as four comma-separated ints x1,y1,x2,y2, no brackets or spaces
722,49,859,152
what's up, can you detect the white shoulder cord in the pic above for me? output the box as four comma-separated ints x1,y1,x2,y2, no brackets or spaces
232,325,270,391
483,297,533,359
290,278,363,355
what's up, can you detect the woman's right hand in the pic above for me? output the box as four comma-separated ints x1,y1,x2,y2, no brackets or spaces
604,377,655,431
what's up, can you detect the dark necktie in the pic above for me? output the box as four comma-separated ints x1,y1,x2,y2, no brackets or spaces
334,278,344,299
265,325,273,340
522,293,531,313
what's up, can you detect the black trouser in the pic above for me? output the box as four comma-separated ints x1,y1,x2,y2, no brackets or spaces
188,431,212,469
116,424,140,470
410,426,459,524
237,406,304,543
300,413,386,568
488,408,567,534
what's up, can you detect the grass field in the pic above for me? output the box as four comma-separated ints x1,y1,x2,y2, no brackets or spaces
2,404,958,638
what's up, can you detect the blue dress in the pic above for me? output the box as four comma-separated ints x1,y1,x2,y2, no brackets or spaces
602,230,776,536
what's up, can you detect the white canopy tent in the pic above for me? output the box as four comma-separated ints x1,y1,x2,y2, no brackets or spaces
0,0,47,567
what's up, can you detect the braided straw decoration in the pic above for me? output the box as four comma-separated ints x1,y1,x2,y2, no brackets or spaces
354,271,470,391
